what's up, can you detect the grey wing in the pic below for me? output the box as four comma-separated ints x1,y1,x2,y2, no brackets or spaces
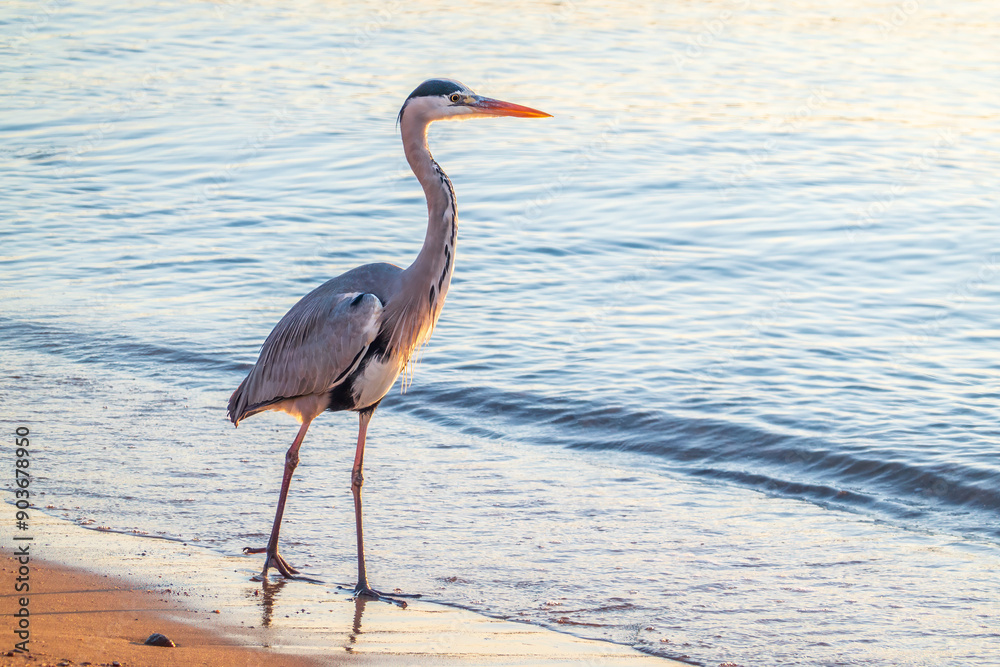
228,291,383,424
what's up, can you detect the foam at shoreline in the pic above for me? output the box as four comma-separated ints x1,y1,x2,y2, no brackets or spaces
3,510,686,665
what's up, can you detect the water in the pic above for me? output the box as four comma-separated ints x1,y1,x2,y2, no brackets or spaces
3,0,999,664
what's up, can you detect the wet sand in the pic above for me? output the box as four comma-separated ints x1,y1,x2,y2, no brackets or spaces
1,512,685,666
0,557,319,667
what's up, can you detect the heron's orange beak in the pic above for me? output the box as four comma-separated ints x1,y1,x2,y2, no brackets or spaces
470,96,552,118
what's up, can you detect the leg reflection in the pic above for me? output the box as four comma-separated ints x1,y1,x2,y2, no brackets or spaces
252,577,288,628
346,596,369,652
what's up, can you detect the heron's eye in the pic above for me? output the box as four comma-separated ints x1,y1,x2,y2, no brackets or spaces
449,93,461,103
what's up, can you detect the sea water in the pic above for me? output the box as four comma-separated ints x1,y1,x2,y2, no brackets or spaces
2,1,999,664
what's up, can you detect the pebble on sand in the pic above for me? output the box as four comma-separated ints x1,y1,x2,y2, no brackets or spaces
144,632,176,647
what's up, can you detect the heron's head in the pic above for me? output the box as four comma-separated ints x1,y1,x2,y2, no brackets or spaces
397,78,551,127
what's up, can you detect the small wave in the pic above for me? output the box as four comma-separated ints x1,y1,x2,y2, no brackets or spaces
8,316,997,541
0,317,247,377
394,384,1000,541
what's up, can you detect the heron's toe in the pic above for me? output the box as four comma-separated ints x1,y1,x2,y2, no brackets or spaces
351,584,410,608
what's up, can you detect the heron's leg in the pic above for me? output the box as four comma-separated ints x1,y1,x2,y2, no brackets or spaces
346,407,418,607
244,417,312,579
349,408,405,606
352,408,374,593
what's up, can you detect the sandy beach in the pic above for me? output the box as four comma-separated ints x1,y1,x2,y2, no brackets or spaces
0,557,319,667
1,512,685,666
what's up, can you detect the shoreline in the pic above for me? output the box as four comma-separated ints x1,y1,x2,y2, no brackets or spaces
0,556,320,667
2,510,686,665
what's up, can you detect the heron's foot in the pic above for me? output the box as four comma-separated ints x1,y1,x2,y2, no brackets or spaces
348,583,421,608
243,546,300,578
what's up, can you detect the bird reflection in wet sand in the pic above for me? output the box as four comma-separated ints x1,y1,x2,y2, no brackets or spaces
228,79,551,606
246,575,373,653
247,577,288,628
244,568,375,644
346,597,369,653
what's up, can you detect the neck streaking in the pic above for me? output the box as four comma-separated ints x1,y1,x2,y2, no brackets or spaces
383,112,458,366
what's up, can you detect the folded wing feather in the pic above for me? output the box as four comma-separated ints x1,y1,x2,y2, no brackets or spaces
228,290,383,424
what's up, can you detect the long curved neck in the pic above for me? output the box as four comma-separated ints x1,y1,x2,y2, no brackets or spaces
402,117,457,287
383,113,458,363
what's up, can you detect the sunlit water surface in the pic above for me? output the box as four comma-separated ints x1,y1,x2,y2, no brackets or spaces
3,1,999,665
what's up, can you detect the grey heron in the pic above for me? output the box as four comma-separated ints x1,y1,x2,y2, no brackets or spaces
228,79,550,603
